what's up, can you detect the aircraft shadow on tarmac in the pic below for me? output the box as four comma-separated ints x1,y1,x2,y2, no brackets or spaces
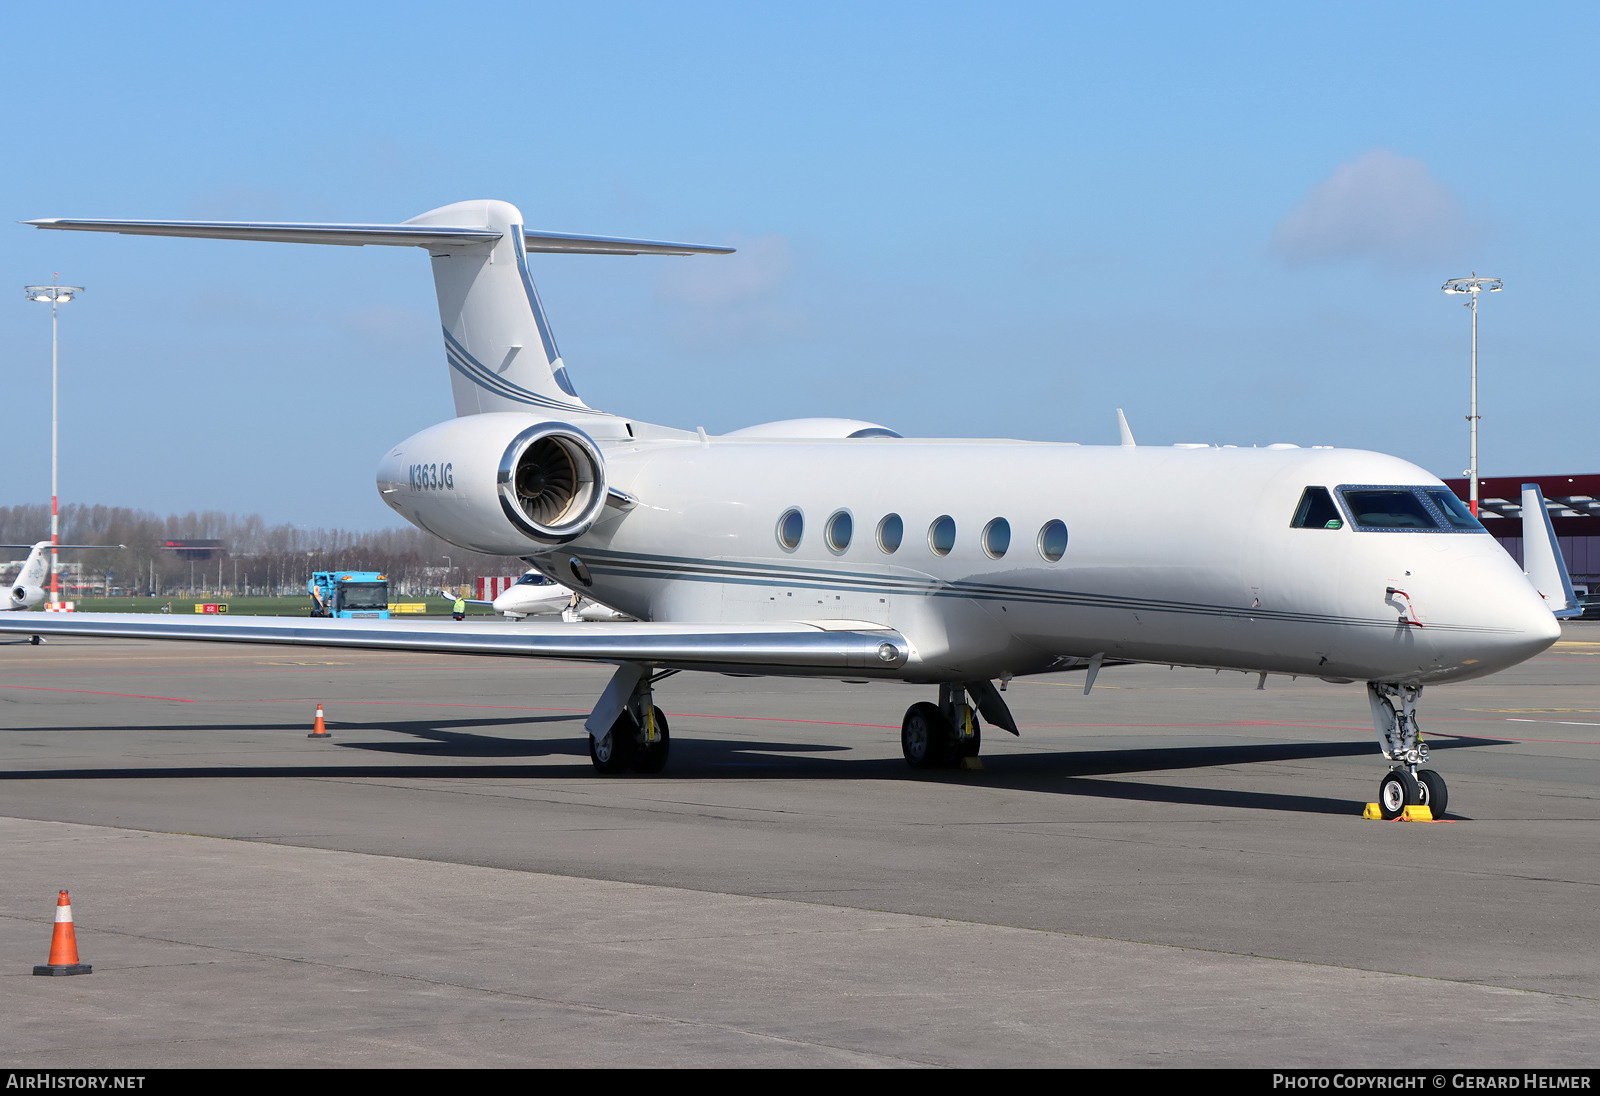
0,715,1507,817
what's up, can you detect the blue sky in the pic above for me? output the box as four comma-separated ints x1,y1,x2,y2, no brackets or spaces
4,2,1595,529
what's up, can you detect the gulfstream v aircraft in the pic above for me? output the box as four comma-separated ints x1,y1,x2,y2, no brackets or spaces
6,200,1565,816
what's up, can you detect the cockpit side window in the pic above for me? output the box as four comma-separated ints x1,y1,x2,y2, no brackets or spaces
1422,488,1487,532
1291,487,1344,530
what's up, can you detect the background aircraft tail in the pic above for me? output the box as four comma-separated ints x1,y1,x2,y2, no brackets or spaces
29,202,732,420
3,542,116,608
1520,484,1581,618
9,543,52,590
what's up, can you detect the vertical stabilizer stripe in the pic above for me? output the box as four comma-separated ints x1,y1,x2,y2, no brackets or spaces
441,329,585,412
511,224,563,367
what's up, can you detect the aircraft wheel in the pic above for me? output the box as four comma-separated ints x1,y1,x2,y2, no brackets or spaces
30,635,42,646
1417,769,1448,818
1378,768,1419,820
902,702,956,769
590,712,638,775
632,707,671,774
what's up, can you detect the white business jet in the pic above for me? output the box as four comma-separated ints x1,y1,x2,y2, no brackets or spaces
490,570,575,619
488,571,633,623
3,541,116,611
8,200,1564,814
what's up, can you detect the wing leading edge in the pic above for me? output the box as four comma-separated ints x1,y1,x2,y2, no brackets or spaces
0,614,909,676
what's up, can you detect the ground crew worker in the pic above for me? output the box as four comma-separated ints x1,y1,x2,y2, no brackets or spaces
452,595,466,621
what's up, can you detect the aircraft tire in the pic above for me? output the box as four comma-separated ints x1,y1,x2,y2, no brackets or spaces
30,635,42,645
902,702,957,769
632,707,671,774
590,712,638,775
1417,769,1448,818
1378,769,1419,820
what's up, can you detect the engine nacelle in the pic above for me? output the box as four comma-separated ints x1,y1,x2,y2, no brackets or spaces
376,414,608,556
10,585,43,609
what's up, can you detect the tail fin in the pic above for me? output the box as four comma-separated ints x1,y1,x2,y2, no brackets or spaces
27,202,732,418
1520,483,1580,618
13,544,51,589
2,543,114,593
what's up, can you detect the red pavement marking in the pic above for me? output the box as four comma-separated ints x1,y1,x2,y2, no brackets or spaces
0,685,195,703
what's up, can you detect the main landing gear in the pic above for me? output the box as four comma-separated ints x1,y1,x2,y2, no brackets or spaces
587,665,674,775
1367,682,1449,819
590,704,671,774
901,683,1014,769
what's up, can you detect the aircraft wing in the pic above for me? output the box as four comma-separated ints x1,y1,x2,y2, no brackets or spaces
0,613,909,676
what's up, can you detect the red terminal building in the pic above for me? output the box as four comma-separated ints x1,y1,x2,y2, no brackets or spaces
161,539,226,560
1443,474,1600,589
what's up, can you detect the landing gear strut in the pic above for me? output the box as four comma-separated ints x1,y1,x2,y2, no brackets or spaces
587,665,674,775
1367,682,1449,818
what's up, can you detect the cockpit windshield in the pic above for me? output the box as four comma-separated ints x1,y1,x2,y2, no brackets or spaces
1335,485,1486,533
514,572,555,587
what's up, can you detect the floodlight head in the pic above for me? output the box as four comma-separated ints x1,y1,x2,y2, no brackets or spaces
23,284,84,304
1441,275,1503,296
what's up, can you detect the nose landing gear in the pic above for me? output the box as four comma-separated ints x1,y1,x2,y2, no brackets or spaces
1368,682,1449,818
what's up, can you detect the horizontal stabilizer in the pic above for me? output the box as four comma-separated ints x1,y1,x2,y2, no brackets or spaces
25,218,734,256
24,218,499,248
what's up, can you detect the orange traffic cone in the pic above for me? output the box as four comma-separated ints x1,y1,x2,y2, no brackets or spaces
33,890,92,976
308,703,331,739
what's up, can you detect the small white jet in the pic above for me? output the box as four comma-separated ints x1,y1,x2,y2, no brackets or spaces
491,570,575,619
7,200,1566,815
488,570,635,622
3,541,115,611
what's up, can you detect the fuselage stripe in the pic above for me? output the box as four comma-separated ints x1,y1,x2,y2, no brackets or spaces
566,548,1516,636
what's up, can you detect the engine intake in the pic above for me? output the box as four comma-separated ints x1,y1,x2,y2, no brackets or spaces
497,423,607,542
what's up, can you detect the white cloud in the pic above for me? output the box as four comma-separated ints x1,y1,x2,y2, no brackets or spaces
656,233,792,308
1273,149,1477,269
654,234,808,347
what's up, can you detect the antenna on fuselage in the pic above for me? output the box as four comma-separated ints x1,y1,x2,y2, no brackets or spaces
1116,409,1136,447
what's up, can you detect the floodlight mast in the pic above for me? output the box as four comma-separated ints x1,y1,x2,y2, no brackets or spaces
1441,273,1502,517
23,276,85,608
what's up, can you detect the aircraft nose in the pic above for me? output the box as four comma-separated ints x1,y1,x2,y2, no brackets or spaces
1501,595,1561,661
1458,571,1561,675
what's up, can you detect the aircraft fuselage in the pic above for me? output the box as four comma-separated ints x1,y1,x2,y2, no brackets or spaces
379,424,1558,688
